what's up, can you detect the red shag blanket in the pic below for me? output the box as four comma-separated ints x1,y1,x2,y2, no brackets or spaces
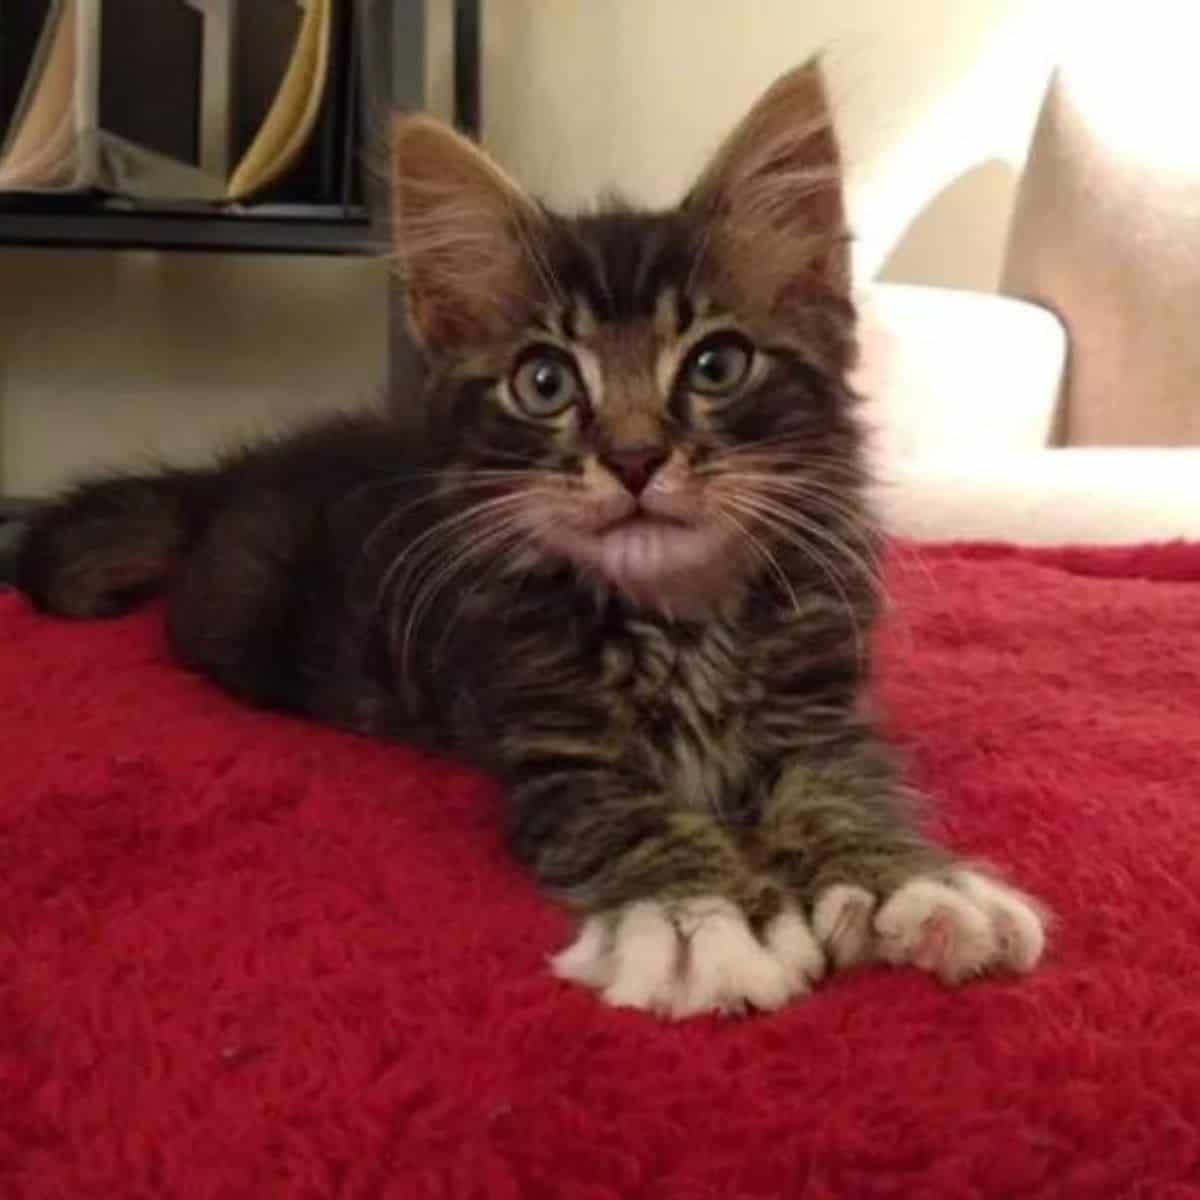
3,541,1200,1199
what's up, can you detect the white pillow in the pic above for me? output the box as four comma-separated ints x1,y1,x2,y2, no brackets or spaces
852,283,1066,468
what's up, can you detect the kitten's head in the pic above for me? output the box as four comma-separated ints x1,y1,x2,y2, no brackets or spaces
391,62,865,612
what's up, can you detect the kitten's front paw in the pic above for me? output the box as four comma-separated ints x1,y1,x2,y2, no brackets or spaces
552,896,825,1019
812,867,1046,985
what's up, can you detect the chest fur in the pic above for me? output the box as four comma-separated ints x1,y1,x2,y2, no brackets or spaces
610,621,763,814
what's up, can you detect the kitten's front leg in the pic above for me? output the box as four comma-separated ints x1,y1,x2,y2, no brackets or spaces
760,748,1047,984
507,768,825,1018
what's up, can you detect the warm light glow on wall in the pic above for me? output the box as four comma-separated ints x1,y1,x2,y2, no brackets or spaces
1059,2,1200,176
848,2,1065,281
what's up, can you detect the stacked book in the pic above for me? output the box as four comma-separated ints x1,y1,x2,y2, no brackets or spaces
0,0,354,205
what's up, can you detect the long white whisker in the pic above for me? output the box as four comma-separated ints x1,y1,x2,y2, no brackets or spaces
711,507,801,617
730,483,885,590
730,473,883,536
718,492,867,664
396,512,534,678
355,469,549,573
377,492,534,619
722,487,883,599
429,511,551,670
720,471,935,654
701,432,864,468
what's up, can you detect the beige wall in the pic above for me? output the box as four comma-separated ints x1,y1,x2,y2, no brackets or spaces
484,0,1061,282
0,251,389,495
0,0,1062,495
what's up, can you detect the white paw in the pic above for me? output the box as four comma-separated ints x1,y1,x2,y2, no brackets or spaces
812,868,1046,985
551,896,825,1019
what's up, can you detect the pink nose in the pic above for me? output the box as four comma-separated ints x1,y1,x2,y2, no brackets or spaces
601,447,669,496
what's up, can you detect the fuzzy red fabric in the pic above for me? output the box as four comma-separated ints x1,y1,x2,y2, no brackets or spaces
3,541,1200,1199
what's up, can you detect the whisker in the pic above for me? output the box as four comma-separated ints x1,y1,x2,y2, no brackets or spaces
356,482,512,594
723,488,883,607
376,491,535,619
716,492,868,664
701,431,865,466
396,512,534,678
721,472,939,654
428,510,553,670
464,445,560,469
720,474,884,565
711,508,801,617
727,471,881,525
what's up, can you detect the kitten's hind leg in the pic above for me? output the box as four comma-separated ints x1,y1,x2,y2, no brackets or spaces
16,470,214,617
166,491,307,710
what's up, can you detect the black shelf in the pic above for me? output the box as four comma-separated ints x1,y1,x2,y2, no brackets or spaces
0,201,378,256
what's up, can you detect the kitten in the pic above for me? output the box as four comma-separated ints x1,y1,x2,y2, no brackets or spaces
16,62,1046,1018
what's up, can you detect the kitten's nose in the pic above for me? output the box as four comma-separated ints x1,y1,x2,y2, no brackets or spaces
601,446,669,496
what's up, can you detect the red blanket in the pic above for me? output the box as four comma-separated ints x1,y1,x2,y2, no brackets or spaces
3,542,1200,1199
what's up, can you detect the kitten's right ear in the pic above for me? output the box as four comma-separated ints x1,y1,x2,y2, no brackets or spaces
391,116,549,354
685,59,851,305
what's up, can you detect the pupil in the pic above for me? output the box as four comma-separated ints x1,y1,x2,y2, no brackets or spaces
700,351,724,380
535,364,560,396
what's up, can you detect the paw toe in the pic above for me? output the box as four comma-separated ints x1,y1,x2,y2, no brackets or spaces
952,868,1047,974
812,884,877,968
601,901,681,1012
763,905,826,991
673,898,791,1018
550,915,614,989
875,878,993,984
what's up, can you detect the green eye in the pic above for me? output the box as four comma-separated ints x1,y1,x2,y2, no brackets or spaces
510,348,583,418
684,332,754,397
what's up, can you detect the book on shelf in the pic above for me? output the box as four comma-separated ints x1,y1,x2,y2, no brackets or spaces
0,0,342,206
227,0,332,200
0,0,78,191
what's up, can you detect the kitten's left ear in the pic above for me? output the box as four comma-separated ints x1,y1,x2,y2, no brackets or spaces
391,116,551,354
685,59,850,303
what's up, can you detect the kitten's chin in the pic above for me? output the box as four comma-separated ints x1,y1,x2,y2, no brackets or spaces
557,517,740,611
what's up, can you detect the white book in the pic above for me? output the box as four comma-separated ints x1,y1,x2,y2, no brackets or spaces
0,0,79,190
1,0,235,199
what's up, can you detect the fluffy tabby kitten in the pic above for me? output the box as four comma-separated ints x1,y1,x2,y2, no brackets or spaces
16,63,1046,1018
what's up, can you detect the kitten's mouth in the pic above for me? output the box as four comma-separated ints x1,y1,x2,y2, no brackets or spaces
603,510,692,534
535,485,739,604
576,507,730,588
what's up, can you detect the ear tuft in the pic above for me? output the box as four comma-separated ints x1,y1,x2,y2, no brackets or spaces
391,116,550,353
687,59,850,302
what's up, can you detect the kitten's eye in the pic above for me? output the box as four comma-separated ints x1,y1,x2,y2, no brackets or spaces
510,348,583,418
684,332,754,397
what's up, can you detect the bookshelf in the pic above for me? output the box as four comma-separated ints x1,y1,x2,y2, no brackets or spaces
0,0,481,254
0,0,481,577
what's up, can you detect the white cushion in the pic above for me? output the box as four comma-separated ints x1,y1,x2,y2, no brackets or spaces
874,449,1200,545
853,283,1066,466
853,284,1199,544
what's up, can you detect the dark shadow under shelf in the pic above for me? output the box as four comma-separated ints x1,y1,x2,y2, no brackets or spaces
0,199,379,256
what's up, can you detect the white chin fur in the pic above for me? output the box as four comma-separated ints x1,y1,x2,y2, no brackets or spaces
534,509,739,608
597,522,719,580
575,520,733,598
